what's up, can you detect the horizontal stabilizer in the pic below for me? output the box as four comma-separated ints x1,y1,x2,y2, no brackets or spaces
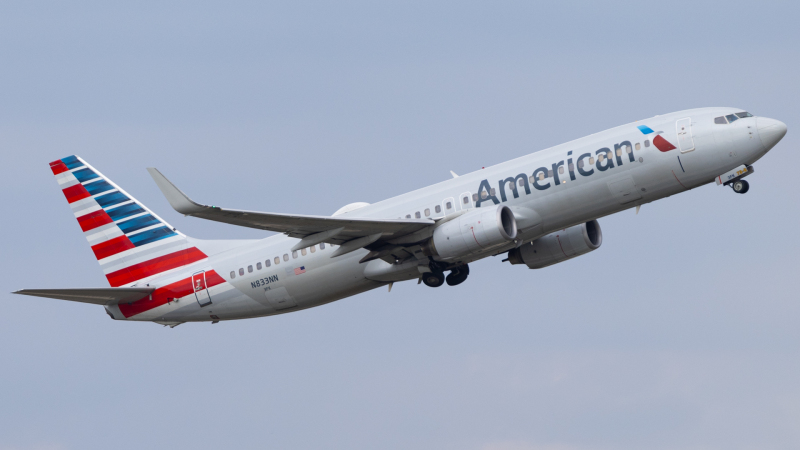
13,288,155,306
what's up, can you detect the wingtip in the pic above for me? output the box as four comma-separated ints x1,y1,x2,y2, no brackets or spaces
147,167,206,214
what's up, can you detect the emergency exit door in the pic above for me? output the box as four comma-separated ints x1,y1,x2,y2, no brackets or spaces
192,271,212,307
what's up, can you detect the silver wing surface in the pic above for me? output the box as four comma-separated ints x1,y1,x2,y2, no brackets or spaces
147,168,435,259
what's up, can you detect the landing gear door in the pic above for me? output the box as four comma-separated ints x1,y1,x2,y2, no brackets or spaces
676,118,695,153
192,271,212,307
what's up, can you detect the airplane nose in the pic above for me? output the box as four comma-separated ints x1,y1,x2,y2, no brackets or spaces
757,117,788,151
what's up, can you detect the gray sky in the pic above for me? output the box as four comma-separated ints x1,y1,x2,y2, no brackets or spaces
2,1,799,449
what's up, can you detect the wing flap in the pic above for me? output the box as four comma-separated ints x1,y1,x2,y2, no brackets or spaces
13,288,155,306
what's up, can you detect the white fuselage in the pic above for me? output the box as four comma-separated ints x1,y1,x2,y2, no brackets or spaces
106,107,780,324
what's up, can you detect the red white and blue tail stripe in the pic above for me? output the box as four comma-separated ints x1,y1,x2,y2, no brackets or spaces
50,155,208,287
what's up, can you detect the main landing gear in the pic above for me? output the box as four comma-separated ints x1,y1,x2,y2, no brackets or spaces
421,263,470,288
731,179,750,194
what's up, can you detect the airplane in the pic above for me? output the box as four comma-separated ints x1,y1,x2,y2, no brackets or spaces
13,107,787,327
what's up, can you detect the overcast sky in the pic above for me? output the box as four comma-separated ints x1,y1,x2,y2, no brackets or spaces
2,1,799,449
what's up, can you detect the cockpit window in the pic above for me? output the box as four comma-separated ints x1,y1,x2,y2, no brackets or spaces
714,116,727,124
735,112,753,118
725,114,739,123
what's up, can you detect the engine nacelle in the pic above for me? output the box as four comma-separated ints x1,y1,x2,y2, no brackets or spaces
508,220,602,269
424,205,517,260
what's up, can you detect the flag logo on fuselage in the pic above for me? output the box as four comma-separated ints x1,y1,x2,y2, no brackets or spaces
637,125,676,152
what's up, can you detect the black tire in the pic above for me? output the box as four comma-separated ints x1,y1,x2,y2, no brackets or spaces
422,272,445,287
732,179,749,194
445,264,470,286
739,179,749,193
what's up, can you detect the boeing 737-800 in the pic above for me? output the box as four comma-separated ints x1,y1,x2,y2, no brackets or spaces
14,108,787,326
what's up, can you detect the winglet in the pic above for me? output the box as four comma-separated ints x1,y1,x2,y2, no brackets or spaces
147,168,207,215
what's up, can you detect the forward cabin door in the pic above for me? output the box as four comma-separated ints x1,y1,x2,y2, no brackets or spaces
676,118,695,153
192,271,212,307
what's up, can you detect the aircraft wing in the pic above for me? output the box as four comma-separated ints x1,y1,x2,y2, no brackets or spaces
147,168,435,248
13,288,155,305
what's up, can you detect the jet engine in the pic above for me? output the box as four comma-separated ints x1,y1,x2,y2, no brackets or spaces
507,220,602,269
424,205,517,260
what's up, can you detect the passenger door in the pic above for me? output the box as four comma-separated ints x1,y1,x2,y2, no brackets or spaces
192,271,212,307
676,118,695,153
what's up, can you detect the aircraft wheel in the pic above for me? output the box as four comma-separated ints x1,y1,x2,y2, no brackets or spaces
422,272,445,288
445,264,470,286
732,179,749,194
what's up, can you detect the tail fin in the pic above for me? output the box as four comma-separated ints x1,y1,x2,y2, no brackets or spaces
50,155,208,287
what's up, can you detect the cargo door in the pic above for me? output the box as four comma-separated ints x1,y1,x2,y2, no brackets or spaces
607,175,642,205
264,286,297,311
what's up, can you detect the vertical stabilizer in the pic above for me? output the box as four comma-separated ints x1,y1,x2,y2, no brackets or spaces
50,155,208,287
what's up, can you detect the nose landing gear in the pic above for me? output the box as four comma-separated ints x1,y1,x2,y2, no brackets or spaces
731,179,750,194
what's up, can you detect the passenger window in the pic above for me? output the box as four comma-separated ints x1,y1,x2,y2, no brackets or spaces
558,166,565,175
248,265,253,273
616,148,622,157
714,116,727,124
598,154,605,162
735,112,753,118
230,271,235,279
292,251,298,259
265,259,271,267
406,214,411,219
415,211,421,218
726,114,738,122
518,179,524,186
644,140,650,147
538,172,545,181
463,196,469,204
577,159,584,168
239,268,244,276
490,188,496,197
424,208,430,216
626,146,632,154
446,201,453,209
635,143,641,150
301,248,307,256
506,182,514,191
274,256,280,265
589,156,595,164
310,245,316,253
547,169,553,177
256,262,262,270
529,175,535,184
472,194,478,202
568,162,574,172
320,243,326,249
435,205,442,213
283,254,289,262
